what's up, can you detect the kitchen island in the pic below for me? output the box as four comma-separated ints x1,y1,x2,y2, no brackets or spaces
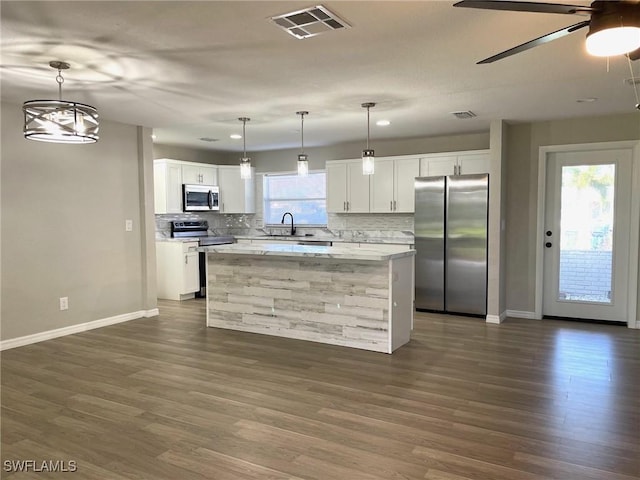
199,243,415,353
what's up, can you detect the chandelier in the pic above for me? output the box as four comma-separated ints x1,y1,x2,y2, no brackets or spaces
23,61,99,144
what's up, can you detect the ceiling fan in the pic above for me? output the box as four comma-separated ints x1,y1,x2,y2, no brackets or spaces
454,0,640,63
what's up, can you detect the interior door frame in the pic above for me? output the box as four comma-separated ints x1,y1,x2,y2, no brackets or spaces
535,140,640,328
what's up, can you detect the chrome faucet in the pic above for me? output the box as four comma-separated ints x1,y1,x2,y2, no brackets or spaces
281,212,296,236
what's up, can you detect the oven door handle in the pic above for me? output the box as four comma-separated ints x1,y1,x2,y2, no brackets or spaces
208,190,213,210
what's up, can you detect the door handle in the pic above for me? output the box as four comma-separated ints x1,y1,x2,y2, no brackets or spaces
545,242,552,248
390,201,393,211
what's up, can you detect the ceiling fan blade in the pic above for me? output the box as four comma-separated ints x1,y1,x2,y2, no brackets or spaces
453,0,595,15
477,20,590,64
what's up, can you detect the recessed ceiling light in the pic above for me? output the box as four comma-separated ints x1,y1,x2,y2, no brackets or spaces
151,134,157,140
230,134,242,139
576,97,597,103
376,119,391,126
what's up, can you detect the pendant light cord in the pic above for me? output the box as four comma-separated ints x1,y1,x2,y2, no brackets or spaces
242,118,247,157
366,105,370,150
301,113,305,153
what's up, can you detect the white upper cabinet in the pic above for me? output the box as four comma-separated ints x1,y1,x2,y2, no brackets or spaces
369,157,420,213
182,164,217,185
326,160,370,213
154,159,184,214
419,150,490,177
217,165,255,214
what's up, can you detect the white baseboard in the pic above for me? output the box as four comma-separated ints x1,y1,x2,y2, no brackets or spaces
485,311,507,324
0,308,160,351
506,310,539,319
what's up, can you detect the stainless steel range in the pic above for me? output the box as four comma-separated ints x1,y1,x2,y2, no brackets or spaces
170,220,234,297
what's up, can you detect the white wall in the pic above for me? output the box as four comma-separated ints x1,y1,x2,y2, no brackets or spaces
505,113,640,319
1,102,156,342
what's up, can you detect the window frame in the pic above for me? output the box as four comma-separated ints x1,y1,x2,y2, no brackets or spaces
263,170,328,228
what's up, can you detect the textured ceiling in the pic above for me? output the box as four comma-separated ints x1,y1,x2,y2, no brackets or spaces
1,1,639,153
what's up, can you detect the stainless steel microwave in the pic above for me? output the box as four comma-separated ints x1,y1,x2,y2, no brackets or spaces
183,184,220,211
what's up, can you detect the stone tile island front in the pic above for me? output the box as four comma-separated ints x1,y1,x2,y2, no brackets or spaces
198,243,416,353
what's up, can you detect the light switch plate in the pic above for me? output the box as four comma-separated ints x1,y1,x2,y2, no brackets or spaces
125,219,133,232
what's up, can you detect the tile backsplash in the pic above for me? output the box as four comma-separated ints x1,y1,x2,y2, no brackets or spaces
156,211,414,239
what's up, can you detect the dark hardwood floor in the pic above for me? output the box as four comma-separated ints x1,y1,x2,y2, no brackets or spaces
2,299,639,479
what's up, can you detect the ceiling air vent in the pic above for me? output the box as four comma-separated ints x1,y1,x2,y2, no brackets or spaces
270,5,350,39
199,137,219,143
451,111,477,119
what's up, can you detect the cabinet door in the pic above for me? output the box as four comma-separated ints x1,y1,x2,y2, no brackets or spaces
183,251,199,294
200,165,217,185
459,153,490,175
394,158,420,212
423,155,457,177
182,164,202,184
218,166,255,213
346,162,370,213
369,159,395,213
182,164,217,185
326,163,347,212
154,161,184,214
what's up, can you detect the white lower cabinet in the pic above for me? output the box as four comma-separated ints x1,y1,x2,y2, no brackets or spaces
156,241,199,301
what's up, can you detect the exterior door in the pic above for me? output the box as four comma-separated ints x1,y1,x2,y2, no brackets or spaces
543,149,632,322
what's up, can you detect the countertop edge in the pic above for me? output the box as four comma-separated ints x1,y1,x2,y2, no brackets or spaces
198,244,416,261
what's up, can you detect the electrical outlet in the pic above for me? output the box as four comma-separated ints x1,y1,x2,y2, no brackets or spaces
59,297,69,311
125,219,133,232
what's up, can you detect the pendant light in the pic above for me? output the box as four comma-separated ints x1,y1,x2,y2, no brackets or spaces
296,111,309,176
361,102,376,175
23,61,99,144
238,117,252,180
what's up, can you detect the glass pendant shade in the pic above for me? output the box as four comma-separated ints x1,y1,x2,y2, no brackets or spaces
362,149,375,175
23,61,99,144
297,153,309,176
586,26,640,56
240,157,252,180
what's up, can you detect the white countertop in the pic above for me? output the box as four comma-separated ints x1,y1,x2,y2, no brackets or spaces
198,242,415,261
234,235,414,245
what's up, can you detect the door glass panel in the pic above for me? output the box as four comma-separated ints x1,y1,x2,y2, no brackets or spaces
558,164,615,304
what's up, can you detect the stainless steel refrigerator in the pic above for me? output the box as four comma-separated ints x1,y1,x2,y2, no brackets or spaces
414,174,489,316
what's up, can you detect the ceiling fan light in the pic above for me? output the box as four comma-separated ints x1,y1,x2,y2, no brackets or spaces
586,26,640,56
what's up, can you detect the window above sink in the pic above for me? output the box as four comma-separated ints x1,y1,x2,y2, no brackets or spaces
263,171,327,227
